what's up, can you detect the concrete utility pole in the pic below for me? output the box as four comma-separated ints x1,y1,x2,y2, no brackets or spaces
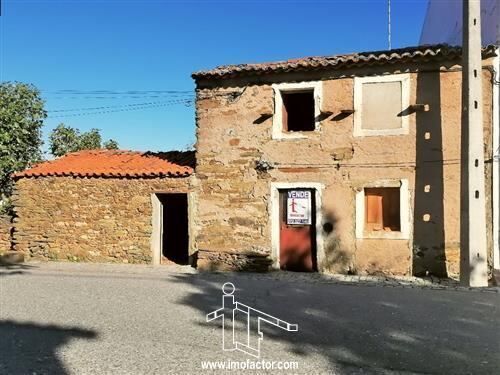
460,0,489,287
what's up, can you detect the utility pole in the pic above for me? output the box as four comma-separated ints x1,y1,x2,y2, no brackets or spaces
460,0,488,287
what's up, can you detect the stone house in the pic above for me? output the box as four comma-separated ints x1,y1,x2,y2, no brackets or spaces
10,44,499,278
191,44,499,277
12,150,195,264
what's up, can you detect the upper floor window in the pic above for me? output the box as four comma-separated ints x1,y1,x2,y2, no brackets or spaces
272,81,322,139
353,74,410,137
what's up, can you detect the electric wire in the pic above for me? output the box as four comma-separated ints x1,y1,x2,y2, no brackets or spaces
47,99,193,119
48,99,194,113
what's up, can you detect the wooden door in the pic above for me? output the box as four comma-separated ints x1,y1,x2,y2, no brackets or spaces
279,189,317,272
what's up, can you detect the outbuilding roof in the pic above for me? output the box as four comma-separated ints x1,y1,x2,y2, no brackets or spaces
13,149,195,179
192,44,498,81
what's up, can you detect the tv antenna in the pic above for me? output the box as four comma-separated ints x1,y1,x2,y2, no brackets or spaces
388,0,392,50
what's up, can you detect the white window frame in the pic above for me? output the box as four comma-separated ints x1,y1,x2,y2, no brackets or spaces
353,74,410,137
272,81,323,140
355,179,410,240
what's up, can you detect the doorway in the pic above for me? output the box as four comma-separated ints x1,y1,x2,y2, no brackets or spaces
155,193,189,265
278,188,317,272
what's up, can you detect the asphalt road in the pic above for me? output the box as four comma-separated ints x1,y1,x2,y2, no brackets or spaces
0,263,498,374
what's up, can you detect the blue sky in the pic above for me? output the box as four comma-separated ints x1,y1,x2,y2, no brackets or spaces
0,0,429,153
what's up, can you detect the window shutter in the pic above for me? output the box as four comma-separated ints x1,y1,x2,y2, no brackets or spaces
282,96,288,132
365,192,383,230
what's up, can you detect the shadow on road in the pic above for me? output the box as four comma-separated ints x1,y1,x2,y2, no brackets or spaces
167,272,499,374
0,263,37,278
0,320,98,374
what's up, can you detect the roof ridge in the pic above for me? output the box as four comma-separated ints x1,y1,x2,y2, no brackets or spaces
66,149,140,156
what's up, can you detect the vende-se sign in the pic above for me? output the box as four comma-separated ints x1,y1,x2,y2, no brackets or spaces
287,190,312,225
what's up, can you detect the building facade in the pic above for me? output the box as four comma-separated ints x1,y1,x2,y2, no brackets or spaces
10,45,498,279
192,45,498,277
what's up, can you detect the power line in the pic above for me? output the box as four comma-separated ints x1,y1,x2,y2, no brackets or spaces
42,89,193,95
41,89,195,100
47,99,193,119
42,93,195,100
47,99,194,113
274,158,462,169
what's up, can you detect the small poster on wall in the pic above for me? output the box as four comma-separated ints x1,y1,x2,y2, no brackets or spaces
287,190,312,225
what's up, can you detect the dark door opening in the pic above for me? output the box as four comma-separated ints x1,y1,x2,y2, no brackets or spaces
279,189,317,272
158,193,189,265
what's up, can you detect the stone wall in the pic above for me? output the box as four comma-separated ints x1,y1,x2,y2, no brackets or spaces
0,214,12,254
194,60,495,277
12,176,192,263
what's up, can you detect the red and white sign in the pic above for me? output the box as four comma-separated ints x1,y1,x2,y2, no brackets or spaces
287,190,312,225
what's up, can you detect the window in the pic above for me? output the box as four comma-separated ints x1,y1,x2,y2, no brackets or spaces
354,74,410,137
272,81,322,139
282,91,315,132
355,180,410,239
364,188,400,232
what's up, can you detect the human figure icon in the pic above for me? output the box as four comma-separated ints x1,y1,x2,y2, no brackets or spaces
206,282,298,358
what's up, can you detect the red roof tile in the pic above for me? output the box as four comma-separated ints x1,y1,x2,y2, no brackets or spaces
192,44,498,80
13,150,195,179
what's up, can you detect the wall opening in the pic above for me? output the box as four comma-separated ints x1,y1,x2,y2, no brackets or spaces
364,187,401,232
156,193,189,265
282,90,315,132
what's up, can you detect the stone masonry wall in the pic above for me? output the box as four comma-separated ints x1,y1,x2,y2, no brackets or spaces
0,214,12,254
12,176,191,263
194,60,494,277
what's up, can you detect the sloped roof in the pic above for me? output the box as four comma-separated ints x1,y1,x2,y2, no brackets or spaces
192,44,498,80
13,150,195,179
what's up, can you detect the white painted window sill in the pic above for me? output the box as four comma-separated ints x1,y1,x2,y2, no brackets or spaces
359,231,409,240
353,128,409,137
272,132,312,140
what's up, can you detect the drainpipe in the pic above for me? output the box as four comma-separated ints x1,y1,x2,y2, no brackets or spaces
460,0,488,287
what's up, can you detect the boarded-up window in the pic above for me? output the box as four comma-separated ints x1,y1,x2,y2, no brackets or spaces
282,90,315,132
364,187,400,232
361,81,402,130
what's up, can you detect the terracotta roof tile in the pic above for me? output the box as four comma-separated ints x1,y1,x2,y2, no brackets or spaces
13,150,195,179
192,44,498,80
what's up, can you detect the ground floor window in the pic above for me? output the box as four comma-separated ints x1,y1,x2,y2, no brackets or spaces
356,179,409,239
364,187,401,232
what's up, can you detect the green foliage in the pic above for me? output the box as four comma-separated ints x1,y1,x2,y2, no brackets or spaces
103,139,119,150
78,128,102,150
49,124,119,157
0,82,46,201
49,123,81,157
